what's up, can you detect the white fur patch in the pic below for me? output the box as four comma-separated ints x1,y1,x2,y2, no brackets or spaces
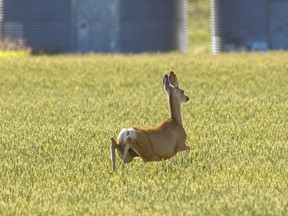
127,128,137,139
117,129,127,144
117,128,137,145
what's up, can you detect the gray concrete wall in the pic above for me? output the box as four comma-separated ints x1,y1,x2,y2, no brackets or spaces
72,0,119,53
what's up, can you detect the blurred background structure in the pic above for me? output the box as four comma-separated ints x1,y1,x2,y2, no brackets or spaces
0,0,187,53
211,0,288,54
4,0,288,54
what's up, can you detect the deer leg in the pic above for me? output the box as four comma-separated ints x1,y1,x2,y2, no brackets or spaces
110,138,117,173
122,142,131,163
169,144,190,169
184,145,190,159
122,136,138,163
168,157,175,168
177,143,190,159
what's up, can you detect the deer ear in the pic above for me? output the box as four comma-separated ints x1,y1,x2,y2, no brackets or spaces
169,70,179,88
163,74,170,93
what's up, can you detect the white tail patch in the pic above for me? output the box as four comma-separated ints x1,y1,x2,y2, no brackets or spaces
117,128,137,146
127,128,137,139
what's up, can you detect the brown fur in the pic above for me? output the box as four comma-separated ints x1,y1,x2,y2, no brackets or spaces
110,71,190,172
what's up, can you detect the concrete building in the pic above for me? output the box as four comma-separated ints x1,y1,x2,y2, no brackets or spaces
211,0,288,53
0,0,187,53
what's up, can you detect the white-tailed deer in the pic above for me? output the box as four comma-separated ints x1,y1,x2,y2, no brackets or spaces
110,71,190,172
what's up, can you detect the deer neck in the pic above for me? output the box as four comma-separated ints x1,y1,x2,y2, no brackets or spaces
169,90,183,126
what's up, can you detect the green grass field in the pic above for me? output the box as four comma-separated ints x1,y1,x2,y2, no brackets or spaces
1,0,288,215
1,53,288,215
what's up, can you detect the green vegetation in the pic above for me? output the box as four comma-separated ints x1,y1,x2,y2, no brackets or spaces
1,53,288,215
0,50,29,59
1,0,288,215
188,0,211,53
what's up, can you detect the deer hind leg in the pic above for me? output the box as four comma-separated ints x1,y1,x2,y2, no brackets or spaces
122,136,137,163
110,138,117,172
122,142,131,163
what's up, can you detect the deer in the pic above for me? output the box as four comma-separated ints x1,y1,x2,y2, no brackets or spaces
110,71,190,172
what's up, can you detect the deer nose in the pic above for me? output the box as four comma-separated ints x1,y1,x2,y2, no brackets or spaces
186,96,189,102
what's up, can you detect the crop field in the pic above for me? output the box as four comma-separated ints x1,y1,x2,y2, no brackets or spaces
1,52,288,215
1,0,288,215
